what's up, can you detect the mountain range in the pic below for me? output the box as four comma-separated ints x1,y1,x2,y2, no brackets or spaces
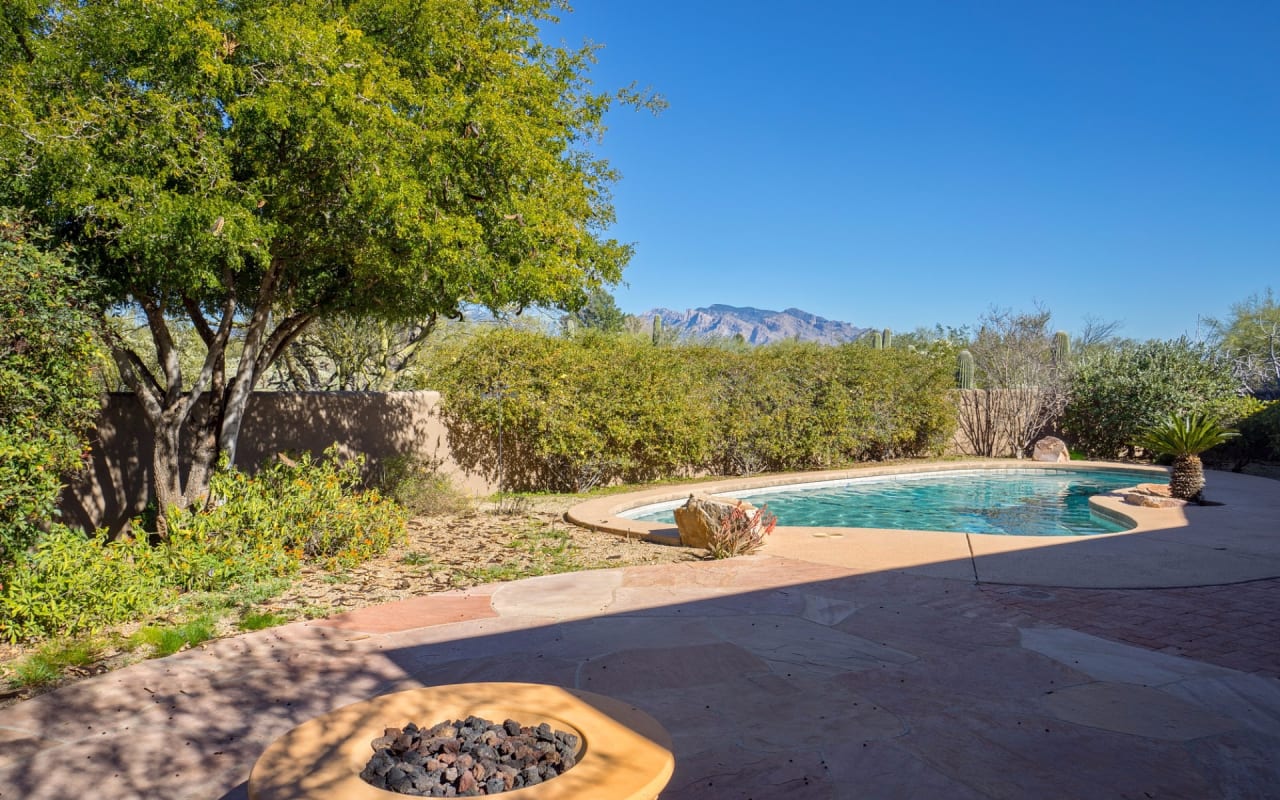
640,304,869,345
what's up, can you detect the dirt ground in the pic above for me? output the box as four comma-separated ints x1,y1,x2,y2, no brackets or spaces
265,498,697,616
0,498,697,704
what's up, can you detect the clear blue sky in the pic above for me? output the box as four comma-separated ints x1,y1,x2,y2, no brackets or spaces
547,1,1279,341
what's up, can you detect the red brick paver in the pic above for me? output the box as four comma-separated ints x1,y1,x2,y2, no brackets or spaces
984,578,1280,678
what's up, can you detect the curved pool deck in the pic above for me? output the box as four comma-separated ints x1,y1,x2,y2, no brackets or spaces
565,460,1280,589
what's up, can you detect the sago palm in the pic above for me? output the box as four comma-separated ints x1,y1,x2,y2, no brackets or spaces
1136,413,1238,501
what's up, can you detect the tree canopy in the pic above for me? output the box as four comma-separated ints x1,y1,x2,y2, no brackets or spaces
1205,289,1280,399
0,0,653,525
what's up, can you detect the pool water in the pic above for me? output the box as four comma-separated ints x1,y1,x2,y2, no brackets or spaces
624,469,1161,536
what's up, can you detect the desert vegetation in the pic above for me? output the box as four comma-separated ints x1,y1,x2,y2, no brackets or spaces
2,0,1279,703
425,328,958,492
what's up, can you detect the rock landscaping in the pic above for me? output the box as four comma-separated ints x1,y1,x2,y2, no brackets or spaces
361,717,579,796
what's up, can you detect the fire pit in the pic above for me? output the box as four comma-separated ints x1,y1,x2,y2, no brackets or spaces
248,682,674,800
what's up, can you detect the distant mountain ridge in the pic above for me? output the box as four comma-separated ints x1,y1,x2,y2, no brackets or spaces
640,304,869,345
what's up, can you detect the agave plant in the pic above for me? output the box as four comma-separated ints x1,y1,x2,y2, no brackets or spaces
1136,414,1238,501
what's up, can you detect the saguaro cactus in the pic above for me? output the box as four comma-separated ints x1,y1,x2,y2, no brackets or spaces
652,315,663,346
867,330,883,349
881,328,893,349
957,349,975,389
1052,330,1070,365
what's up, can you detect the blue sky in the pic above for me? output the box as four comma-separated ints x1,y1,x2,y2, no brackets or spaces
547,1,1279,341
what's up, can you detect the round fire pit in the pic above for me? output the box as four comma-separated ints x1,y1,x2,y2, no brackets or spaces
248,683,674,800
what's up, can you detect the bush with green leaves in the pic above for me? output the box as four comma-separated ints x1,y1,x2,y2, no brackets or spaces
1,210,103,566
1205,400,1280,468
1237,401,1280,461
1061,339,1242,458
426,329,957,491
375,455,473,516
0,448,407,642
172,448,408,576
429,328,716,491
0,527,170,643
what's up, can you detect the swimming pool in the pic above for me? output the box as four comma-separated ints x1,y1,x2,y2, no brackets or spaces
621,468,1162,536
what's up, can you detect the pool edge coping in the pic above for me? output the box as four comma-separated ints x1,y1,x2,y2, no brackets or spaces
564,459,1173,546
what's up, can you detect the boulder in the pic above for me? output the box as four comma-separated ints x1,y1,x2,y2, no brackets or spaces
673,494,757,550
1122,492,1187,509
1032,436,1070,463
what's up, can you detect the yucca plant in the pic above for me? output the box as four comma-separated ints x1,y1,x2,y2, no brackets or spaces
1136,414,1238,501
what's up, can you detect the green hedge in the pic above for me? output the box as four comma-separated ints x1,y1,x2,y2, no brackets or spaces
1239,401,1280,461
1205,400,1280,468
1061,339,1244,458
426,329,957,491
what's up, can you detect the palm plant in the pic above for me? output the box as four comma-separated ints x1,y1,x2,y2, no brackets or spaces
1136,414,1238,501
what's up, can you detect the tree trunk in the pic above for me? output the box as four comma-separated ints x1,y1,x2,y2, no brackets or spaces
1169,454,1205,501
150,410,189,537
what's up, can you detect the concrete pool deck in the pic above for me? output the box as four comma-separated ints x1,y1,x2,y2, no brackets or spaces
0,465,1277,798
566,460,1280,588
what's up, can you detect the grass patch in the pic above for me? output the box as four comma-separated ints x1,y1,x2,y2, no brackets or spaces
237,611,290,632
7,637,104,689
320,570,352,585
130,616,216,658
10,656,60,689
400,550,436,567
457,523,602,585
490,494,532,516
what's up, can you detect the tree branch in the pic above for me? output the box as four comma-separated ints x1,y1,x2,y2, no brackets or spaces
140,297,183,404
98,316,164,424
256,311,316,378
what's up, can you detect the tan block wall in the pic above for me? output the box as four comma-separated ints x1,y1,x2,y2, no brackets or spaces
58,391,496,533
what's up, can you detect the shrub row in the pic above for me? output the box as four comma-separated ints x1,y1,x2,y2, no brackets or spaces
1205,400,1280,468
0,450,406,642
424,329,958,492
1060,339,1250,458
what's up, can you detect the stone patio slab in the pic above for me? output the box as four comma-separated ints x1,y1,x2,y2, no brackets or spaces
1039,682,1241,740
1,462,1278,800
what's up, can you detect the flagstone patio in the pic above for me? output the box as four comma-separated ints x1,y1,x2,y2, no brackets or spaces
0,468,1277,799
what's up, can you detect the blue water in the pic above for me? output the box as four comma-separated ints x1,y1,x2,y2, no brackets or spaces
625,469,1161,536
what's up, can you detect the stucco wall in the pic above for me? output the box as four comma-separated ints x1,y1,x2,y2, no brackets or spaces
58,391,496,533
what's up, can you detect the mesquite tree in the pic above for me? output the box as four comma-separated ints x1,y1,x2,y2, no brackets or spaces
0,0,653,533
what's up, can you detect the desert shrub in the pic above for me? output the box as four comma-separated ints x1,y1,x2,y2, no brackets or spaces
0,211,103,566
0,448,407,642
833,345,957,461
954,308,1067,457
429,328,714,492
375,455,472,516
704,502,777,559
1238,400,1280,462
701,342,954,472
1061,339,1241,458
1205,400,1280,468
427,329,957,491
175,448,408,574
0,526,170,642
